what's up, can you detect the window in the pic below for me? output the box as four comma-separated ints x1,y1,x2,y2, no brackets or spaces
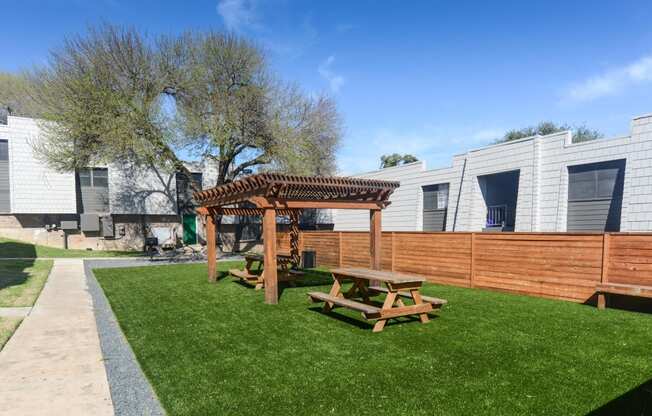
79,168,109,188
92,168,108,187
422,183,449,231
0,140,8,161
423,184,449,210
567,159,625,232
568,160,625,201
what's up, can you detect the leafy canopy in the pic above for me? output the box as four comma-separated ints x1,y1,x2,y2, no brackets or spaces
380,153,419,169
501,121,602,143
27,25,342,187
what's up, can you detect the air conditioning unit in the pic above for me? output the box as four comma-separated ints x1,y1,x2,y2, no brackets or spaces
80,214,100,232
59,220,78,230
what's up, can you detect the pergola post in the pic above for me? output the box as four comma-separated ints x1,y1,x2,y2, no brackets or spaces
206,211,217,283
289,211,300,268
263,208,278,304
370,209,382,286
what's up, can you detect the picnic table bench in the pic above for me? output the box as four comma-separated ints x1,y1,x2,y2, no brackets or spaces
230,252,303,290
309,268,446,332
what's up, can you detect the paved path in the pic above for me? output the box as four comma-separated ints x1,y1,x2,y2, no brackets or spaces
0,259,114,415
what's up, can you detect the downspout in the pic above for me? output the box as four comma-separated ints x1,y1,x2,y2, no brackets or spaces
452,157,468,231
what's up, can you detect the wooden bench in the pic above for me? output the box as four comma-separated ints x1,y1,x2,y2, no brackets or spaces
230,253,305,290
309,268,446,332
596,283,652,309
367,286,447,309
308,292,381,318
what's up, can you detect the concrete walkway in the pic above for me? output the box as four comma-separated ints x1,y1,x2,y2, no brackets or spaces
0,259,114,415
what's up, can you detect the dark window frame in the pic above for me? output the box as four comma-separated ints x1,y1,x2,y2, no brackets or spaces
0,140,8,161
79,167,109,188
422,183,449,211
567,159,625,202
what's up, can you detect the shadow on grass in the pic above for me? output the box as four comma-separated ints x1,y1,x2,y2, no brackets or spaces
586,378,652,415
0,260,36,292
0,239,37,259
226,268,334,300
585,293,652,315
307,306,440,331
0,240,37,293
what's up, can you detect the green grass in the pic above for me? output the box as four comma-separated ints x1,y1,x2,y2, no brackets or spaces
95,262,652,416
0,237,143,258
0,260,53,307
0,317,22,350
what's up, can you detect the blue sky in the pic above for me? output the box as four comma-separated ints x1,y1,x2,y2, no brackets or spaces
2,1,652,174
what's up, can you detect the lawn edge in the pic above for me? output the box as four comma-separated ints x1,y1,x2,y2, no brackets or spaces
84,259,166,416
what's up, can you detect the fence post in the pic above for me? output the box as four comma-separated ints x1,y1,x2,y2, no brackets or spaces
601,233,610,285
338,232,343,267
598,233,610,309
391,232,396,272
470,232,476,288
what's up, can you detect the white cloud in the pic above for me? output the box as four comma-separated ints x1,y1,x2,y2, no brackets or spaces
563,55,652,103
318,55,345,93
217,0,260,32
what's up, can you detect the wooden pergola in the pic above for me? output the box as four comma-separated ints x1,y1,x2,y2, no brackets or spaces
194,173,399,304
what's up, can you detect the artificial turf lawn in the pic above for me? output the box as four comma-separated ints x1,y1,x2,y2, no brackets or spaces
95,262,652,416
0,237,143,258
0,260,53,307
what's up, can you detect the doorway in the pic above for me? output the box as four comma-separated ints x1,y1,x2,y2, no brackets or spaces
183,214,197,245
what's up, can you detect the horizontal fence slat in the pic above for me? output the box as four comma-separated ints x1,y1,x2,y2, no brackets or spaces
293,231,652,304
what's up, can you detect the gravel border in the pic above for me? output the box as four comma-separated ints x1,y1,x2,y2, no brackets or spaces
85,259,166,416
84,256,244,416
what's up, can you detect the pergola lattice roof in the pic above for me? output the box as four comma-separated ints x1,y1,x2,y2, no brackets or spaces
193,173,400,209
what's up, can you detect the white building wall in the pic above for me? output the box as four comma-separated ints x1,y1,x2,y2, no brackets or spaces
452,138,537,231
333,162,427,231
0,116,77,214
333,113,652,233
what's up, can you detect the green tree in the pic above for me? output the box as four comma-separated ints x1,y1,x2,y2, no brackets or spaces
501,121,602,143
380,153,419,169
0,72,41,117
28,25,342,191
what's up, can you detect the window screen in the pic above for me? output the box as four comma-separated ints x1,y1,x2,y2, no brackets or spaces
568,159,625,201
79,169,92,187
92,168,109,187
0,140,7,160
423,184,449,210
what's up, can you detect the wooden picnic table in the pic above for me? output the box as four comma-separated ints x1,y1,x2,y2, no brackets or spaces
230,252,303,290
309,268,447,332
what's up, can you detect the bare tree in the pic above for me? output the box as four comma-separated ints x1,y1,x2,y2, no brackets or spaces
29,25,342,192
166,32,341,185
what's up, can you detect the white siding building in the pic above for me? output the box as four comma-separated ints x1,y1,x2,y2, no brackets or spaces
0,116,218,250
334,113,652,233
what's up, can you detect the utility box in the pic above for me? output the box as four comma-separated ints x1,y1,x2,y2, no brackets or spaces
80,214,100,232
301,250,316,269
101,215,114,238
60,220,78,230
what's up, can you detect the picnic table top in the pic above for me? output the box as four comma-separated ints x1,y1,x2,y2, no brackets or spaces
245,252,292,260
331,268,427,284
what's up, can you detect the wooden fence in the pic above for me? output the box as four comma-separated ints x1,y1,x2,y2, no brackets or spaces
276,231,652,303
